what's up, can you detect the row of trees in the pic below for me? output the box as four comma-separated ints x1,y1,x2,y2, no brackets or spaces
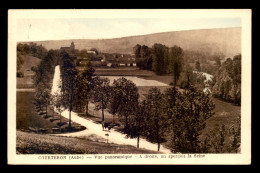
133,44,184,84
33,50,60,118
92,79,216,153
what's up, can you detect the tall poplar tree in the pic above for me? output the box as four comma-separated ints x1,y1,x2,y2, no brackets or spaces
60,53,78,129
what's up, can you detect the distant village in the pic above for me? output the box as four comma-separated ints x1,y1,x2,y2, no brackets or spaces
60,41,137,68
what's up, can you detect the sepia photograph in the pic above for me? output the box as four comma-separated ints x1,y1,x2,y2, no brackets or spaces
8,9,251,165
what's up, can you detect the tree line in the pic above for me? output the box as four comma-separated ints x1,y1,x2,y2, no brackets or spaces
17,42,48,59
134,44,184,85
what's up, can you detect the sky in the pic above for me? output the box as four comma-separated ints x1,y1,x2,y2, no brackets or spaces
16,18,241,42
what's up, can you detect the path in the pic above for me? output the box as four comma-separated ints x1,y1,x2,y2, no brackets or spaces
51,65,172,154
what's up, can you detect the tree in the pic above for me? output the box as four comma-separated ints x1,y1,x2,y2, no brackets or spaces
145,88,168,151
111,77,139,130
34,86,44,113
35,81,51,117
92,77,111,122
126,100,149,148
140,45,151,58
60,53,78,129
133,44,141,58
17,52,24,70
151,43,169,75
78,49,90,58
35,44,48,59
17,43,30,55
164,87,179,110
195,61,201,71
76,55,95,116
215,57,221,69
179,63,194,89
168,46,184,86
170,87,215,153
53,91,65,126
108,87,121,123
136,45,153,70
33,49,59,87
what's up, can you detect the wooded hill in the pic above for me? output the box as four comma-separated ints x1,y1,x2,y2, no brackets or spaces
20,27,241,58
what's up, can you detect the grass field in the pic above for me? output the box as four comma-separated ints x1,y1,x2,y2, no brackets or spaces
19,54,41,71
201,98,241,139
204,98,241,132
16,130,160,154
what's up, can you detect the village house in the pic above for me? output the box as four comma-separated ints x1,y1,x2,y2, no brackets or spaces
60,42,136,68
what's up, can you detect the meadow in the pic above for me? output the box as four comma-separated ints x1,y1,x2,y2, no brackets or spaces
16,91,82,133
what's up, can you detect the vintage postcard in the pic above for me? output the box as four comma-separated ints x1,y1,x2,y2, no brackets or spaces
8,9,251,165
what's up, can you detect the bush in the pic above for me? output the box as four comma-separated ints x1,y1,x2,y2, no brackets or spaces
17,72,24,78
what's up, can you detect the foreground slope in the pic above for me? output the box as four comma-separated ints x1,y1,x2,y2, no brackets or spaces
17,131,160,154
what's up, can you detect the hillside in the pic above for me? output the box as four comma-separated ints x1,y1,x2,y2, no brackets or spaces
22,27,241,57
17,54,41,88
19,54,41,71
